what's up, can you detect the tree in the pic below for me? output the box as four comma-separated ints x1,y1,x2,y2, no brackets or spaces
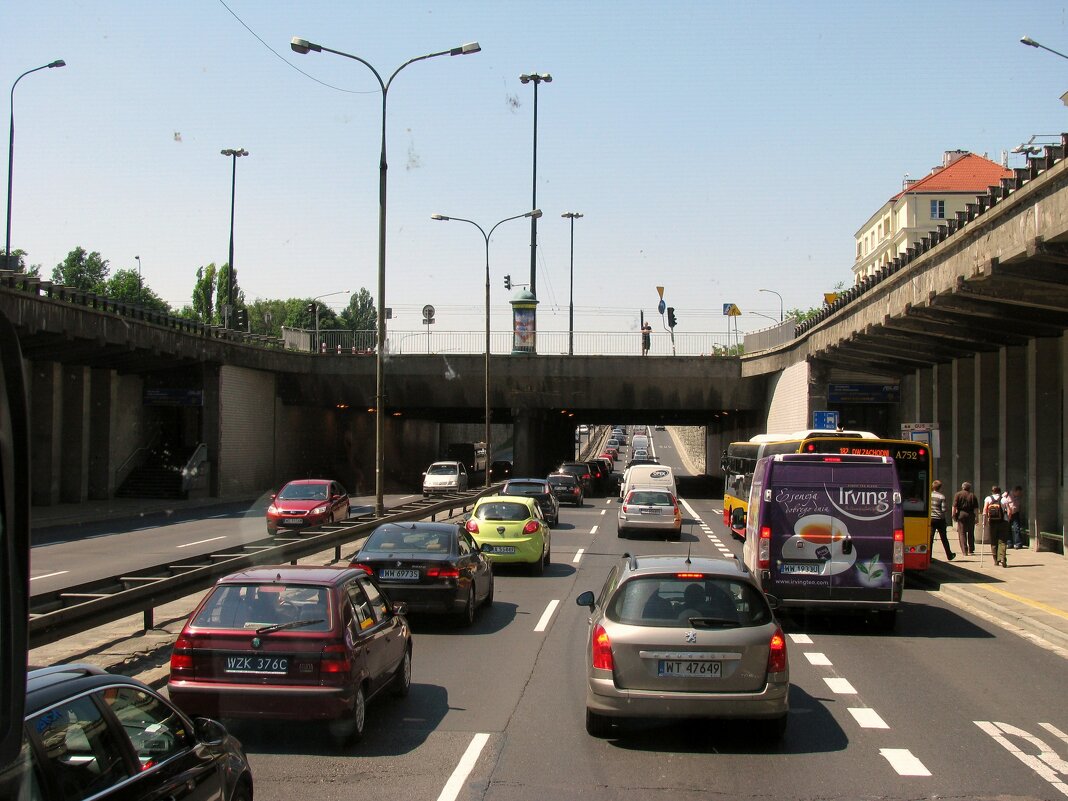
339,288,377,332
213,263,244,324
103,269,171,313
51,247,109,292
191,263,217,324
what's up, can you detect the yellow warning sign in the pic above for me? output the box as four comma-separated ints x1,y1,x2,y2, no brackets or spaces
656,286,665,299
722,303,741,316
824,293,839,305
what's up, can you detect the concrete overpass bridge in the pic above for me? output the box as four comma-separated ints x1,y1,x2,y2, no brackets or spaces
5,134,1068,546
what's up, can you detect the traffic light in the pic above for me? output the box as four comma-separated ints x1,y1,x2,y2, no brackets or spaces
667,307,677,328
504,274,512,290
306,302,317,314
235,308,248,330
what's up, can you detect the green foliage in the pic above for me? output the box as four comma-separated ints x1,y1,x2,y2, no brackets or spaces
51,247,109,291
192,263,218,324
103,269,171,313
339,288,377,331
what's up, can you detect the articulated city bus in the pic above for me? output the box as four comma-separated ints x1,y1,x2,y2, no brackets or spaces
722,429,932,570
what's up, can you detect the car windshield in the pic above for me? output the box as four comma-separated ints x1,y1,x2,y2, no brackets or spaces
474,502,531,522
504,482,545,496
277,484,329,501
191,584,331,631
547,476,576,486
428,464,458,476
607,576,771,628
626,491,674,506
365,528,454,553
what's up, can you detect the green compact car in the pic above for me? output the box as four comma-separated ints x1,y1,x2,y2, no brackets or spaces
465,495,551,575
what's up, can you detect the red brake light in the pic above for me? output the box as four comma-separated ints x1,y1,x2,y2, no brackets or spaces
523,519,540,535
426,566,460,579
582,473,591,480
170,635,194,673
320,642,351,675
822,456,842,462
592,623,613,670
805,443,815,452
767,627,788,674
893,528,905,572
465,519,479,534
675,573,704,579
758,526,772,569
351,563,373,575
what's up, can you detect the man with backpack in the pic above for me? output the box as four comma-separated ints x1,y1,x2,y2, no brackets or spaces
983,484,1011,567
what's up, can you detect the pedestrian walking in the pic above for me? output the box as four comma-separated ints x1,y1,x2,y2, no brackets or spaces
982,484,1011,567
929,479,955,560
951,481,979,556
641,322,652,356
1008,485,1027,549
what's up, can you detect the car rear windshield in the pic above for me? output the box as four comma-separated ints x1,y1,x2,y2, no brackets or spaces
427,464,459,475
626,490,674,506
192,584,332,631
278,484,328,500
474,502,531,521
365,528,454,554
607,576,771,628
547,475,576,486
504,482,546,495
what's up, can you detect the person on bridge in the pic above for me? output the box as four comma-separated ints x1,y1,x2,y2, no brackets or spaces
641,322,652,356
952,481,979,557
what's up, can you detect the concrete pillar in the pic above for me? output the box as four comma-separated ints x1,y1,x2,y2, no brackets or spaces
60,366,91,503
974,351,1000,498
933,362,953,487
202,364,221,498
30,362,62,506
1028,337,1061,545
914,367,933,423
88,368,115,499
807,358,829,429
951,356,975,491
999,345,1027,492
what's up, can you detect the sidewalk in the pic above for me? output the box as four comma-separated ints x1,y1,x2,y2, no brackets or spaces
914,543,1068,657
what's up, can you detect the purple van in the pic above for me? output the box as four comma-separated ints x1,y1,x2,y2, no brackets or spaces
742,453,904,629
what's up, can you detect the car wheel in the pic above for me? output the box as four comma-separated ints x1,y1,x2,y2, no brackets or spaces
483,575,494,608
456,586,476,628
230,780,253,801
530,552,545,576
616,523,627,539
543,541,551,566
586,708,612,738
391,647,412,698
329,683,366,745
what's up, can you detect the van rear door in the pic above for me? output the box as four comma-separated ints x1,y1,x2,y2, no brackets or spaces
763,461,832,604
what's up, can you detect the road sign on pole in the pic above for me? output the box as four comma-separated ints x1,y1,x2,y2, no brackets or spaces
723,303,741,316
657,299,666,315
812,410,839,430
656,286,664,299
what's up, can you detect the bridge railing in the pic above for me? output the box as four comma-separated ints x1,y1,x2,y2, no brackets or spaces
286,327,736,357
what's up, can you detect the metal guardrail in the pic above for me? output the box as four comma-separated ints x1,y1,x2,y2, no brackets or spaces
28,490,494,649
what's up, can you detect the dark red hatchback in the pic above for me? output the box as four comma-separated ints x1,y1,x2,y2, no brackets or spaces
168,566,411,743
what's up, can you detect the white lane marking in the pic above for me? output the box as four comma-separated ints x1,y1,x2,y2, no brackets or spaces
848,708,889,729
600,509,606,515
788,633,813,644
879,749,931,776
824,677,857,694
177,536,226,549
436,732,490,801
804,652,832,666
398,494,419,501
1040,722,1068,748
30,570,69,582
977,720,1068,793
534,600,560,632
573,549,585,563
590,526,598,535
679,499,701,520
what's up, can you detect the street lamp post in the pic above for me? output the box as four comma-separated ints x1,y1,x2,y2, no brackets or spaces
759,288,784,322
1020,36,1068,60
561,212,583,355
291,36,480,517
220,148,249,328
311,290,350,352
134,255,142,304
5,59,65,269
519,72,551,348
432,209,542,487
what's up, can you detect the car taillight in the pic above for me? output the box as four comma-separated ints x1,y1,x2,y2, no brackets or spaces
426,566,460,579
581,473,590,481
758,526,772,569
350,563,373,575
767,627,788,674
465,520,479,534
676,572,704,579
170,635,194,675
320,642,351,676
523,519,540,535
893,529,905,572
592,623,613,670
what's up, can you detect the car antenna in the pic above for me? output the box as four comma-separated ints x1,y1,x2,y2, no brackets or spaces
685,543,692,565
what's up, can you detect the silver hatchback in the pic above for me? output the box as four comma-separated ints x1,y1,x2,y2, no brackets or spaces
575,555,789,738
617,488,682,540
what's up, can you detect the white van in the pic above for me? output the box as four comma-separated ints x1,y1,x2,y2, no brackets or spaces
619,464,676,500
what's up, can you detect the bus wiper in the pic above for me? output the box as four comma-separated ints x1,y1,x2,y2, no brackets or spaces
256,619,324,635
687,617,741,628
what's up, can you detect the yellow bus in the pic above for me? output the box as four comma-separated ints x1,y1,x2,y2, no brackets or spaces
722,430,932,570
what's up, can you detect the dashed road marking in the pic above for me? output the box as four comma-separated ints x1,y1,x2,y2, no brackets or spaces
804,652,832,666
590,526,598,535
30,570,69,582
177,536,226,548
848,708,889,729
879,749,930,776
534,600,560,632
573,549,585,563
824,677,857,694
436,733,490,801
788,633,813,644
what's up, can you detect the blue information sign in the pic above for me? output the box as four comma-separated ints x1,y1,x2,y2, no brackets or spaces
812,410,839,430
657,299,666,315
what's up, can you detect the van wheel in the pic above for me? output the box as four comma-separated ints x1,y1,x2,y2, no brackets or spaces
617,524,627,539
586,708,612,738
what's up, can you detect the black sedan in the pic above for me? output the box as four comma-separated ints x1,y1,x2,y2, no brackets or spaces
350,522,493,627
500,478,561,527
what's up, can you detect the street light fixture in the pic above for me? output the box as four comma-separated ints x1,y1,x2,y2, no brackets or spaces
758,288,784,322
1020,35,1068,60
220,148,249,328
134,255,142,304
561,212,583,355
519,72,551,349
311,289,351,351
5,59,65,270
291,36,480,517
432,209,542,487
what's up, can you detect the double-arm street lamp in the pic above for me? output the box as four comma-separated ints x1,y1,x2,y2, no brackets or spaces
758,288,784,322
311,289,350,350
561,212,583,355
519,72,551,349
432,209,542,487
220,148,249,328
291,36,480,516
6,59,65,269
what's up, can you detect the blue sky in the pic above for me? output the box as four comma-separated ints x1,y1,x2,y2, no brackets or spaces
4,1,1068,336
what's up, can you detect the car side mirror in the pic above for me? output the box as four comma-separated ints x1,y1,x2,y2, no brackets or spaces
392,601,408,617
194,717,228,746
576,590,596,611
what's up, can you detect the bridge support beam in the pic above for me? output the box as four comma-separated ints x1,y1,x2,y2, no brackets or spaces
31,362,62,506
999,346,1028,492
60,366,91,504
1028,337,1062,543
974,352,1000,504
951,356,976,499
934,363,954,486
88,368,115,500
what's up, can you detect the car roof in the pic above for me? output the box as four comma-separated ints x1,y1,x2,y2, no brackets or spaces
282,478,331,485
429,460,463,466
26,664,155,717
618,554,748,580
370,521,460,536
217,565,360,585
505,477,549,486
547,472,577,481
475,494,537,509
